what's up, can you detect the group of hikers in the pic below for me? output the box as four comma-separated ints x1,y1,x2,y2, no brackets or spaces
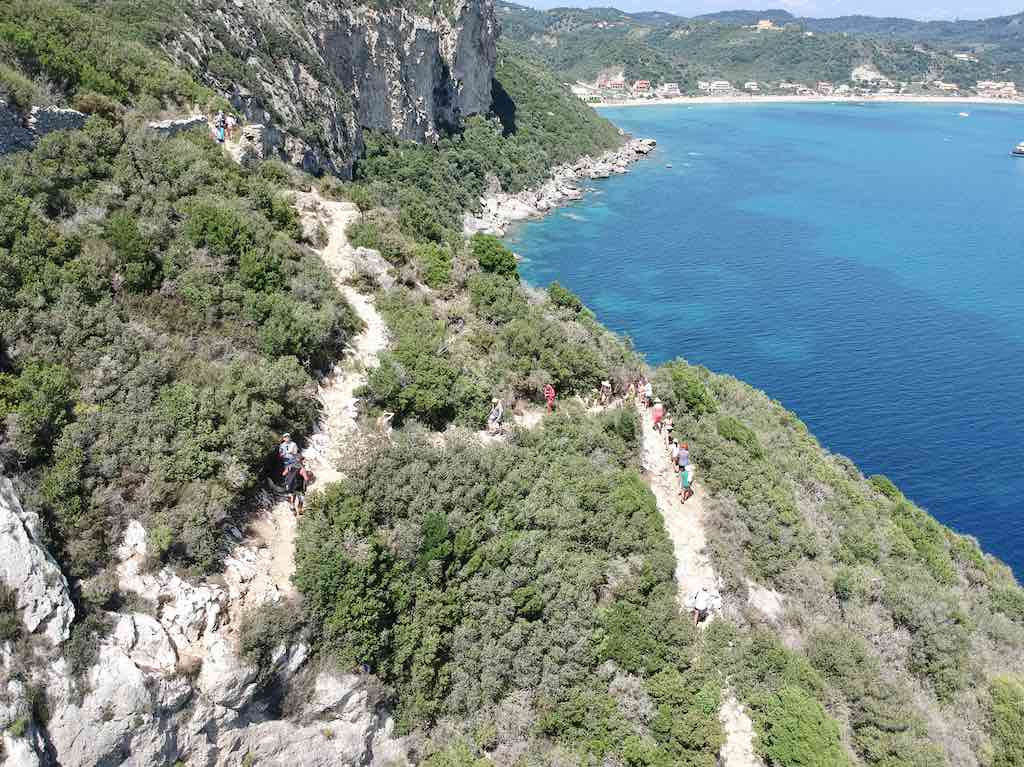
630,376,696,504
212,110,239,144
486,383,559,435
276,433,311,514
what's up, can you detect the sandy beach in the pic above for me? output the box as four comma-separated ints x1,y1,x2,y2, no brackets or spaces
593,94,1024,108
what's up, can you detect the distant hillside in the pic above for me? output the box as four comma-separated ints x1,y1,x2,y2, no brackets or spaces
497,1,1024,90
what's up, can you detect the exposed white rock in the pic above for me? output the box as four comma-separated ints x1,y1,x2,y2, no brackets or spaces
147,115,209,137
464,138,657,236
0,477,74,645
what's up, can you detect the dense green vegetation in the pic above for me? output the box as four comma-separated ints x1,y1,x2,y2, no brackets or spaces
0,120,356,580
3,2,1024,766
295,411,731,761
0,0,207,110
497,1,1007,90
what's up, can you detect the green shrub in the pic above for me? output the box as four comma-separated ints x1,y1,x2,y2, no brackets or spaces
0,62,39,110
415,242,453,288
715,415,763,458
548,281,583,312
752,686,849,767
0,583,21,642
991,585,1024,623
653,360,717,417
0,362,76,462
7,715,28,738
468,273,527,324
869,474,902,500
991,677,1024,767
470,234,517,278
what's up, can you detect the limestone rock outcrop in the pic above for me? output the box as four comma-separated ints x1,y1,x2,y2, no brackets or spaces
8,515,407,767
0,476,74,645
162,0,499,177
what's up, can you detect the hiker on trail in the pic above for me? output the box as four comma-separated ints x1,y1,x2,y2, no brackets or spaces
663,413,674,444
626,379,636,404
282,457,311,514
652,399,665,432
214,110,226,143
643,379,654,409
679,463,695,504
544,383,556,412
487,398,504,435
669,438,680,465
687,585,721,626
226,113,238,140
676,442,690,473
600,380,612,407
278,433,299,465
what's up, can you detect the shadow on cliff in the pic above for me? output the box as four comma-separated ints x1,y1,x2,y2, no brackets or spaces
491,78,516,137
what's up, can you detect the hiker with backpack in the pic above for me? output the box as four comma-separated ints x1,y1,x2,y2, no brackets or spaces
282,456,311,515
680,462,695,504
600,380,612,407
686,585,721,625
544,383,556,412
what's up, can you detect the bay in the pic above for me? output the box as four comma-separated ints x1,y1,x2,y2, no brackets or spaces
507,102,1024,578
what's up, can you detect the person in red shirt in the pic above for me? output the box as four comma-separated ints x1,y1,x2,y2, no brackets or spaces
543,383,556,412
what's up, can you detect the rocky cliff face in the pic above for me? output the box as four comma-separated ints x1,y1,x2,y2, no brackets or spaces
2,501,406,767
163,0,498,176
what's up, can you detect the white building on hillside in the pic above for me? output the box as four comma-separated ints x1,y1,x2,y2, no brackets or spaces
697,80,711,92
744,81,760,92
709,80,734,96
955,52,979,63
657,82,682,97
976,80,1018,98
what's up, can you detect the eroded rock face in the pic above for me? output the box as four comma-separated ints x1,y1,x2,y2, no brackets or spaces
29,518,407,767
0,477,75,645
163,0,498,177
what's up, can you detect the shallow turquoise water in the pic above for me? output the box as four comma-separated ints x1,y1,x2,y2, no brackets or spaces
507,102,1024,578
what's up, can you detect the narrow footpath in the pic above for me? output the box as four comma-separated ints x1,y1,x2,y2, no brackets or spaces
227,192,387,612
637,404,763,767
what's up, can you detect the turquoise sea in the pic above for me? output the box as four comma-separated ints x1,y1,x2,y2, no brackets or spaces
506,102,1024,578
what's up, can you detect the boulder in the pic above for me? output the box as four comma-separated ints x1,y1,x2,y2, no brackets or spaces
0,477,74,645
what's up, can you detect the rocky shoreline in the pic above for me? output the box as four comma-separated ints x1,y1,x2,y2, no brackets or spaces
463,137,657,237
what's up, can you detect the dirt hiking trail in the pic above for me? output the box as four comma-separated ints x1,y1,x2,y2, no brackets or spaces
637,404,763,767
230,192,387,608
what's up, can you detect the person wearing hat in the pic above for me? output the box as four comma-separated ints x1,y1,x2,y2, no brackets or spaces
487,397,504,435
278,433,299,466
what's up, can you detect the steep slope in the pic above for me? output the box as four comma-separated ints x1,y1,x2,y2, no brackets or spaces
1,0,499,175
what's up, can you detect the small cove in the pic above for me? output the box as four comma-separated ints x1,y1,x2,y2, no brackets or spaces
507,102,1024,578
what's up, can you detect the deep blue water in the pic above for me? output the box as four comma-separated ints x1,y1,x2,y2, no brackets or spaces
507,102,1024,579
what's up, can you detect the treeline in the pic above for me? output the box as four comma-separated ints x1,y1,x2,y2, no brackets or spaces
498,2,1005,90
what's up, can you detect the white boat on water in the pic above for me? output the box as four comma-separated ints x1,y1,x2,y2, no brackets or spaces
959,111,970,117
1013,142,1024,157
